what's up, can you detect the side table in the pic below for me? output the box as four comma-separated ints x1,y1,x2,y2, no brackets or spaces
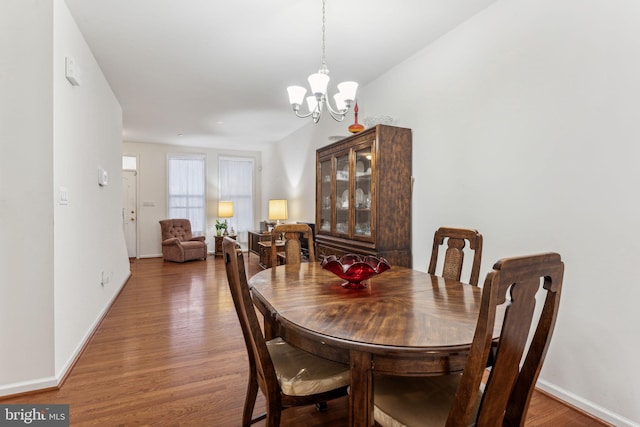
214,234,236,257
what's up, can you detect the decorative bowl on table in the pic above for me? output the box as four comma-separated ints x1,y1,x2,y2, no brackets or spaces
320,254,391,289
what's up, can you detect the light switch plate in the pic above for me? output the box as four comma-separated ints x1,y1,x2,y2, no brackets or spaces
65,57,81,86
59,186,69,205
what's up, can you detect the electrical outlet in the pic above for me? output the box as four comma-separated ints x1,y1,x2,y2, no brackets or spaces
101,271,109,286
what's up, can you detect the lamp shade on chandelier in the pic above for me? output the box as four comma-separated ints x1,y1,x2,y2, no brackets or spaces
286,0,358,123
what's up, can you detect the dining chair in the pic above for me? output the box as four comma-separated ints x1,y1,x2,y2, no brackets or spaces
428,227,483,286
270,223,315,268
222,237,349,427
374,252,564,427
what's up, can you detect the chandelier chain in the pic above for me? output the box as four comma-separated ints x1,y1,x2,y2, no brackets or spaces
286,0,357,123
321,0,327,72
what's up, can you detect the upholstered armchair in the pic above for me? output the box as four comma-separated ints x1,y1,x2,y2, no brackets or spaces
159,219,207,262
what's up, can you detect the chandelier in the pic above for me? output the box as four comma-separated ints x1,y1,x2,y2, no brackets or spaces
286,0,358,123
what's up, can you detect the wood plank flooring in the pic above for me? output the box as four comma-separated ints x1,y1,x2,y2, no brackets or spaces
1,254,609,426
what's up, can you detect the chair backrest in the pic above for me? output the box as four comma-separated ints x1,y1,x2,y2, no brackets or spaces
222,237,281,404
159,219,193,242
447,252,564,427
428,227,483,286
270,224,315,267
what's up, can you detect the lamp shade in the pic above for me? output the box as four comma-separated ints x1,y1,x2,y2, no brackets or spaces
308,72,330,97
306,96,318,114
333,92,346,112
287,86,307,106
337,81,358,102
218,201,234,218
268,199,288,221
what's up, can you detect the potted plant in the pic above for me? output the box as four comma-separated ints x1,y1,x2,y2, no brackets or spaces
215,219,227,236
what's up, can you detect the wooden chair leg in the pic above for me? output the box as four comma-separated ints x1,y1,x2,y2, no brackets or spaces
243,373,259,426
266,408,282,427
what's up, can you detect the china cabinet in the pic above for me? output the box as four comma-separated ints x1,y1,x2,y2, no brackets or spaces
315,125,412,267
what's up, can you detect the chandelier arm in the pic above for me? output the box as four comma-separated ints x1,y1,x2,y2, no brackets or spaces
325,100,348,117
295,110,315,119
327,108,346,122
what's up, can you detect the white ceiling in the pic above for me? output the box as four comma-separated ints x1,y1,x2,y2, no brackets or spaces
64,0,496,150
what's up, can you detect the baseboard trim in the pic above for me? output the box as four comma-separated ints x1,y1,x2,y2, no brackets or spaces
0,377,58,399
0,272,132,400
537,379,636,427
139,253,162,259
56,271,132,387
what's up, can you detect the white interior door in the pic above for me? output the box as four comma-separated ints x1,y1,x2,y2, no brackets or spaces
122,170,138,258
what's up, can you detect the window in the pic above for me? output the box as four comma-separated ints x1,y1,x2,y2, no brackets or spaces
219,157,254,242
122,155,137,171
167,154,206,235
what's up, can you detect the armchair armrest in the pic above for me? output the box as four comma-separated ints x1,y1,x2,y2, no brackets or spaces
162,237,180,246
190,236,206,242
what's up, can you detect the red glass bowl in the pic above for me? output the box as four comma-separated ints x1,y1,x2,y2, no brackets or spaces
321,254,391,289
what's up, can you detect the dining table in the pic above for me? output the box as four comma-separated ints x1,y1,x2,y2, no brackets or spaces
248,261,501,427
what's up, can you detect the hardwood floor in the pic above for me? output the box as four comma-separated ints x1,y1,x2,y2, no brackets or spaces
2,254,608,426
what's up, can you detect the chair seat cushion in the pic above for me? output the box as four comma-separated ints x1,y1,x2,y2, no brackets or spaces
374,374,481,427
181,240,205,249
267,337,350,396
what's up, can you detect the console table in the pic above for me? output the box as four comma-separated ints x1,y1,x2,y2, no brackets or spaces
248,230,271,260
257,240,285,269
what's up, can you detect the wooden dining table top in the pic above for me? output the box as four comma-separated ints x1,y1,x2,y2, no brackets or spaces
249,261,498,352
249,261,501,426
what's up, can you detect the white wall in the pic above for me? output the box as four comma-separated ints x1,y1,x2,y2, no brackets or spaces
0,0,130,396
266,0,640,425
52,0,130,378
122,141,262,256
0,0,56,392
260,124,332,224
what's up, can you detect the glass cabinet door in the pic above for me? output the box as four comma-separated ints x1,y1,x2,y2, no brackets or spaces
335,154,349,235
354,146,373,238
319,159,332,233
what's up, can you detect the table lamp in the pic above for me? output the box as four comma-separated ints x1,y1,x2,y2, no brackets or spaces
268,199,288,225
218,201,234,236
